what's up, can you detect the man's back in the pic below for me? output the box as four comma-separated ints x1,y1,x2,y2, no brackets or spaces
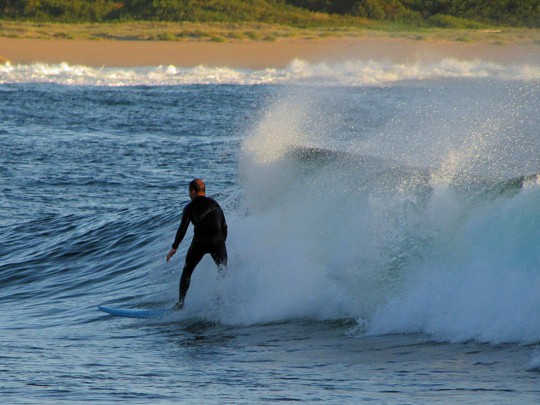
186,196,227,243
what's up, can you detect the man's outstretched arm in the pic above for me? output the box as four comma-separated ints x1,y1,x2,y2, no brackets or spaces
167,207,190,262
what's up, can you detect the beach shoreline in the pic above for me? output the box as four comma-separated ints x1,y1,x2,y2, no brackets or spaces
1,36,539,68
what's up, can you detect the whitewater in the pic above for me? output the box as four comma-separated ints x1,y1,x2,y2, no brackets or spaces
1,57,539,86
1,57,539,403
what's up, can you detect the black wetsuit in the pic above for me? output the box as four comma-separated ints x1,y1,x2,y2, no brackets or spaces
172,195,228,305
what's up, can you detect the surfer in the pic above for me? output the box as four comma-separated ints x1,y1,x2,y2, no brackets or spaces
166,179,228,310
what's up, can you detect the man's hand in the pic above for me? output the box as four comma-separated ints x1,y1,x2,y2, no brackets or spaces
166,248,177,263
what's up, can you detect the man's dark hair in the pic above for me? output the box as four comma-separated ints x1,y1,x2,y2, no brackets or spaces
189,178,205,193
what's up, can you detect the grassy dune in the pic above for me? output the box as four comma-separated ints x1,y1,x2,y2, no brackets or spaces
0,20,538,46
0,20,365,41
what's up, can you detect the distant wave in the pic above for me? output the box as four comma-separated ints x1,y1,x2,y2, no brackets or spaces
0,58,539,86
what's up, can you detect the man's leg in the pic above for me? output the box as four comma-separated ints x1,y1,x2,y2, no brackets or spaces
177,243,206,309
210,242,228,278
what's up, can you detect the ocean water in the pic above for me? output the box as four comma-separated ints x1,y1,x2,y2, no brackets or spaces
1,57,540,404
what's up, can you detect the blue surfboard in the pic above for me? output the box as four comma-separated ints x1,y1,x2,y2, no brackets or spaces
98,305,173,319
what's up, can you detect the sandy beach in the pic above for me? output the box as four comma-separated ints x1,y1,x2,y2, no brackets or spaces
1,37,539,68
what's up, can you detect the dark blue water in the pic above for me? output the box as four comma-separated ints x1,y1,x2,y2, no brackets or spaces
1,67,540,403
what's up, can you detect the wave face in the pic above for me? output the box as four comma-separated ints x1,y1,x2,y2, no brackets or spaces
1,58,539,86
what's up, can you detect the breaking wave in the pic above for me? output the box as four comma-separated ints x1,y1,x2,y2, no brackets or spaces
1,58,539,86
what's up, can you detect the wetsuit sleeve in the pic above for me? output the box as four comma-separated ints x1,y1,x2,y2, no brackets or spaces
172,205,190,249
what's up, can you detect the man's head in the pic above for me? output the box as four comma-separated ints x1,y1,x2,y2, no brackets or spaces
189,178,206,200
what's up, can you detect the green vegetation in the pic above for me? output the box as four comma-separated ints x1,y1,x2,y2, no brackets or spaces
0,0,538,28
0,0,361,27
287,0,539,28
0,1,537,44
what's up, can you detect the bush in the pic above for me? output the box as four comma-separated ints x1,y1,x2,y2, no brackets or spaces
352,0,422,24
427,14,484,29
353,0,386,20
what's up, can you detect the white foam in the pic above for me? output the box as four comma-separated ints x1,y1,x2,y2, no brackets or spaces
1,58,539,86
368,184,540,344
527,350,540,372
186,78,540,346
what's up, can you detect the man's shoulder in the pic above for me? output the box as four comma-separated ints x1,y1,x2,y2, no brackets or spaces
198,195,219,205
189,196,220,208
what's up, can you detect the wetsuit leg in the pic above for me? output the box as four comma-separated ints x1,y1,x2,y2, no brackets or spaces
209,242,228,277
178,242,207,305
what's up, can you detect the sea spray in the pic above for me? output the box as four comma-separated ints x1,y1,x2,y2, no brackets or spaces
179,86,436,324
186,77,540,344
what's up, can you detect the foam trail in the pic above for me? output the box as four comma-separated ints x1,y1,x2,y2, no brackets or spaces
1,58,539,86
